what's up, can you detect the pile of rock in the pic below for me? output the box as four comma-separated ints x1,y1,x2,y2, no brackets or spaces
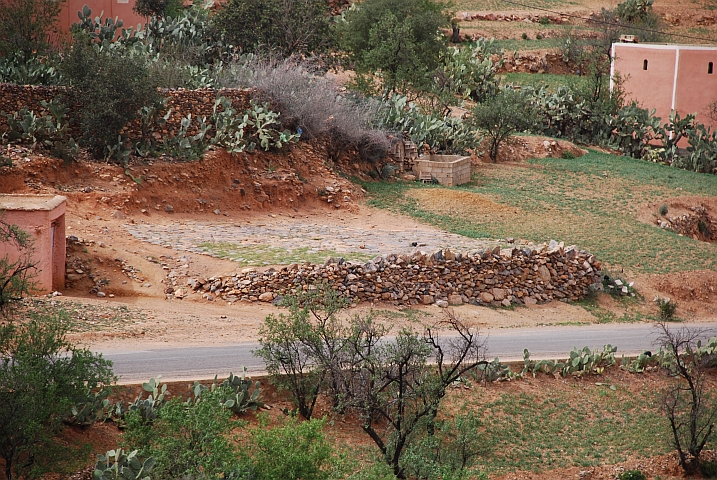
188,241,602,307
656,205,717,243
458,12,569,23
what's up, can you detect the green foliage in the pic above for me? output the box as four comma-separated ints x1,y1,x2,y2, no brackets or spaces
191,368,264,414
128,377,168,425
621,351,660,373
60,37,161,161
702,461,717,478
402,413,489,480
656,297,678,322
92,449,156,480
133,0,183,18
0,311,115,480
434,39,503,105
0,54,62,85
374,95,481,155
137,389,241,479
473,88,538,161
473,357,519,382
65,387,112,427
0,0,65,59
255,282,348,419
160,113,212,160
219,57,390,164
618,469,646,480
212,0,332,57
521,345,618,378
659,203,669,216
602,273,637,298
339,0,450,96
0,220,37,316
2,100,78,160
615,0,655,24
241,417,334,480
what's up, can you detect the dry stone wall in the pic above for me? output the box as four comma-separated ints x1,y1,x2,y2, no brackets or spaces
190,241,602,307
0,84,254,140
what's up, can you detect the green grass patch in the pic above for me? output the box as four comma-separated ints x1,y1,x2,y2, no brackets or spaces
361,150,717,275
500,72,589,91
198,242,373,266
461,383,670,475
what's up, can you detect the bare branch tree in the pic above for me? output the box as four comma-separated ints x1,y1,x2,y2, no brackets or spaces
337,310,487,479
0,218,38,317
656,322,717,475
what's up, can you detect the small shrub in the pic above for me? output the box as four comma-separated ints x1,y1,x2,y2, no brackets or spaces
473,87,537,161
655,297,678,322
218,57,389,163
539,16,550,25
521,32,528,40
702,461,717,478
535,33,544,40
61,37,160,160
659,204,669,216
561,150,576,159
241,417,334,480
618,470,646,480
602,274,637,297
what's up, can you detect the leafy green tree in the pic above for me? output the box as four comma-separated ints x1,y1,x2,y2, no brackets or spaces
0,218,37,317
60,36,160,160
338,0,450,96
255,282,348,419
133,0,184,19
138,390,242,479
0,311,115,480
243,417,334,480
473,88,538,162
211,0,333,57
0,0,65,59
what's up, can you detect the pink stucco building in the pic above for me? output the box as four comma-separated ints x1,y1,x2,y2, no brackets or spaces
0,195,67,294
611,43,717,130
58,0,146,34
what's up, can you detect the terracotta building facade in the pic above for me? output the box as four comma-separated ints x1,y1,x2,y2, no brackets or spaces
0,195,67,294
611,43,717,130
58,0,146,34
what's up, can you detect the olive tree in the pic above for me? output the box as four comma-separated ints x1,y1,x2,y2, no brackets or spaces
473,88,538,162
0,311,115,480
0,0,65,59
337,0,450,96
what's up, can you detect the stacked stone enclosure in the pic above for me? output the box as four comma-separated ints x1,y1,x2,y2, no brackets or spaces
191,242,602,307
413,155,471,186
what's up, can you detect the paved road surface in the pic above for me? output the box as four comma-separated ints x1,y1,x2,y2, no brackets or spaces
102,322,717,383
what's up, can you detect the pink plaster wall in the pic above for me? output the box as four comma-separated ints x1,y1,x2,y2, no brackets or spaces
612,44,677,124
58,0,146,35
674,49,717,128
612,43,717,131
0,198,66,294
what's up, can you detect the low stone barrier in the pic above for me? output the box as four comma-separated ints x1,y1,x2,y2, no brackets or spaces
189,241,602,307
0,84,254,140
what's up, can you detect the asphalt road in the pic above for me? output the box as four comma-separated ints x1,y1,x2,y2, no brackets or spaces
101,322,717,383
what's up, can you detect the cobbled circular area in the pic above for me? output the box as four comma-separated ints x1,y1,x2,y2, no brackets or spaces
123,219,502,260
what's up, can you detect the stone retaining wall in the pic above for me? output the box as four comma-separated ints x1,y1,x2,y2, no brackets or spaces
190,241,602,307
0,84,254,140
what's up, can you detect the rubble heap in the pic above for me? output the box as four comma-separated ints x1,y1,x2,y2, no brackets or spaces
189,241,602,307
